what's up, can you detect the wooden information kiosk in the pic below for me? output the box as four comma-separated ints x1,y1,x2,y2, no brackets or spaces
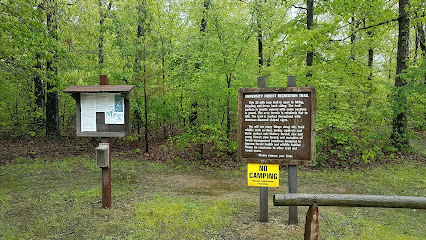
64,75,135,208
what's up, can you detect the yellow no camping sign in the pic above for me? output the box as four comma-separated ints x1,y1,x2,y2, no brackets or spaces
247,163,279,187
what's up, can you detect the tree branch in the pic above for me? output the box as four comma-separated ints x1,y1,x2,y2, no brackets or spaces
331,17,400,42
290,5,307,11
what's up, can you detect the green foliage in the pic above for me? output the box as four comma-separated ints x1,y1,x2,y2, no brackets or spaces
401,59,426,130
123,134,140,143
361,148,377,164
1,0,425,162
316,152,329,166
173,124,228,154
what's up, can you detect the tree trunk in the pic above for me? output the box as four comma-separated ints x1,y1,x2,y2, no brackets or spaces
143,56,148,153
349,16,360,61
306,0,314,77
257,0,263,74
350,16,356,44
99,1,113,72
391,0,410,149
135,0,149,153
162,55,167,139
256,0,265,74
46,0,59,138
134,109,141,135
34,52,44,130
366,19,374,107
226,73,231,143
258,30,263,74
415,23,419,61
200,0,209,36
368,46,374,80
190,0,210,128
34,53,43,110
98,0,104,72
98,1,112,72
417,21,425,55
189,102,198,128
417,22,426,84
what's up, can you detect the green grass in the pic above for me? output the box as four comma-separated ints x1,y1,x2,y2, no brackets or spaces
130,195,239,239
301,161,426,196
0,155,425,239
321,208,425,240
298,161,426,239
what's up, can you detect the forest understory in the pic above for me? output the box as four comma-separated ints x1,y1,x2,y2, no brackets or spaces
1,130,424,169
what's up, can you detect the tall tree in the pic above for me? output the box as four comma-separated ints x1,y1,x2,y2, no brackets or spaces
189,0,210,129
34,53,44,110
135,0,150,153
45,0,60,138
391,0,410,149
98,0,113,73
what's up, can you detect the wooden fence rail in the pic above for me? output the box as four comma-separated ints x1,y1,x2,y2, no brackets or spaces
273,193,426,209
273,194,426,240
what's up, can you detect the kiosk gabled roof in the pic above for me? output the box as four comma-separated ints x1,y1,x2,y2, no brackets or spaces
63,85,135,93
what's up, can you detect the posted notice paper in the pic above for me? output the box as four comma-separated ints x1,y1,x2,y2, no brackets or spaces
80,93,125,132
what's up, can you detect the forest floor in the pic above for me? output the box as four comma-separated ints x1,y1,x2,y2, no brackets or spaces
0,135,425,239
1,131,425,167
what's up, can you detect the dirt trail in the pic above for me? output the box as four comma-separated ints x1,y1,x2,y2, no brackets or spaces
140,171,314,240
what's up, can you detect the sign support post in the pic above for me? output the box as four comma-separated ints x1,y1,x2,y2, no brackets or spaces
258,76,268,222
100,75,112,208
100,137,111,208
287,76,298,224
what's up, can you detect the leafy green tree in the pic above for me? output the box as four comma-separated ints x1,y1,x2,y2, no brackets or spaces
391,0,411,149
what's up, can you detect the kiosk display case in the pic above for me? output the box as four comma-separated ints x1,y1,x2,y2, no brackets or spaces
64,85,135,137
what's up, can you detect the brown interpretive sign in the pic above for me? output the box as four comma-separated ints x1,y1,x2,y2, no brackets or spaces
238,87,316,165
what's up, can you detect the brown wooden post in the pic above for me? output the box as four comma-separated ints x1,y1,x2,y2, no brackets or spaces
100,137,111,208
100,75,112,208
258,76,268,222
100,74,109,85
304,203,319,240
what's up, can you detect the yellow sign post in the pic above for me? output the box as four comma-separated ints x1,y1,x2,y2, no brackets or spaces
247,163,279,187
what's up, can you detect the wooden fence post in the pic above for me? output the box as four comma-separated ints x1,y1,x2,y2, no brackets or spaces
304,203,319,240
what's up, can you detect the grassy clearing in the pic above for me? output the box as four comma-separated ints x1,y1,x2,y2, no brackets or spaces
130,195,240,239
0,156,425,239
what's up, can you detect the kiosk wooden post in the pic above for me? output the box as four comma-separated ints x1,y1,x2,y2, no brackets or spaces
100,76,112,208
100,137,111,208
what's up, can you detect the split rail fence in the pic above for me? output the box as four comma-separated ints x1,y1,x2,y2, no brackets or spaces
273,193,426,240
